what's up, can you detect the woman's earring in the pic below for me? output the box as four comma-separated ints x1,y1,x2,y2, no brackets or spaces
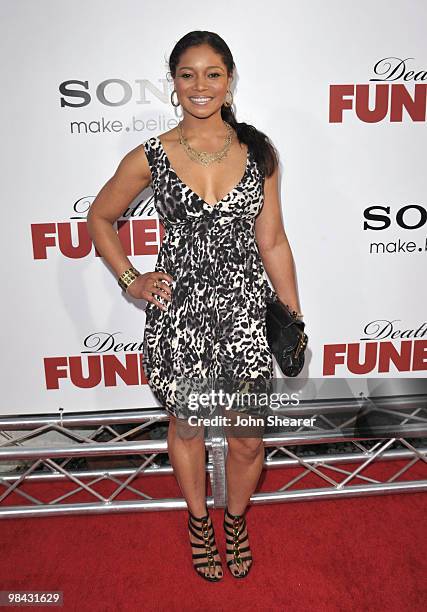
170,89,180,107
224,89,234,107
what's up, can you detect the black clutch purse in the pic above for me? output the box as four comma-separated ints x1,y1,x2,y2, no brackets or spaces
265,297,308,377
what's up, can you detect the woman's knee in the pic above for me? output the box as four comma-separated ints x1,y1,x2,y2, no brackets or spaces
226,436,264,458
168,415,205,441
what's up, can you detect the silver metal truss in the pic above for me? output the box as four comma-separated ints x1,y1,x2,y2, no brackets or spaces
0,391,426,519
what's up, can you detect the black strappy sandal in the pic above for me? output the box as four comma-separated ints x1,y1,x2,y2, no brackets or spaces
223,506,253,578
187,508,223,582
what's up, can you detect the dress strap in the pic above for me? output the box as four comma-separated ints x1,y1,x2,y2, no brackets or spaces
143,137,160,185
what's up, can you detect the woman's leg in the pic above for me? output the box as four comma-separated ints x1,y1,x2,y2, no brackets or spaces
167,415,207,516
167,415,223,579
223,410,266,575
225,436,264,513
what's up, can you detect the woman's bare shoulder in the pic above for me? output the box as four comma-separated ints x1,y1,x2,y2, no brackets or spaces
114,141,153,184
120,127,179,181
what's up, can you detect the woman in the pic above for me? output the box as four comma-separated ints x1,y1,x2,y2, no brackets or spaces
87,30,303,582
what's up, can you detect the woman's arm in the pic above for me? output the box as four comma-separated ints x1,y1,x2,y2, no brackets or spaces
255,163,302,313
86,144,173,309
87,144,152,278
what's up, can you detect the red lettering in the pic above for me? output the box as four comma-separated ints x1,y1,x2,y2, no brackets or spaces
133,218,158,255
378,340,412,372
323,339,427,375
43,353,149,388
69,355,102,388
413,340,427,370
323,344,346,375
31,223,56,259
117,219,132,255
103,353,140,386
57,222,93,258
348,342,378,374
32,220,163,259
329,83,427,123
44,356,68,389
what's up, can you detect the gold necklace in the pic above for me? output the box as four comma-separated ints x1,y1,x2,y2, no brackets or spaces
178,120,233,166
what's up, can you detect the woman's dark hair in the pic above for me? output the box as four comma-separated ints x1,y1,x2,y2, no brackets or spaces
168,30,278,178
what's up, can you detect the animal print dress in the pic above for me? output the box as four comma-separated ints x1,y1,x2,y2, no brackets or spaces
142,136,277,419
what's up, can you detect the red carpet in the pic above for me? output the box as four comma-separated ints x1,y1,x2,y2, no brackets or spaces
1,462,426,611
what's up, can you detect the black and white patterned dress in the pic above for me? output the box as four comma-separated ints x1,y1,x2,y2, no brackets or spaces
142,136,277,419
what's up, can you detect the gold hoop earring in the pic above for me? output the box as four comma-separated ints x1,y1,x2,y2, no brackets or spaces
224,89,234,107
170,89,180,107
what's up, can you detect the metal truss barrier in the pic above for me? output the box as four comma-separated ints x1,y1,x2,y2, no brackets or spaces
0,391,426,519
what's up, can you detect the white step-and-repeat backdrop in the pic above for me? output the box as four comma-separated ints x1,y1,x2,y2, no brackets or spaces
2,0,426,416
